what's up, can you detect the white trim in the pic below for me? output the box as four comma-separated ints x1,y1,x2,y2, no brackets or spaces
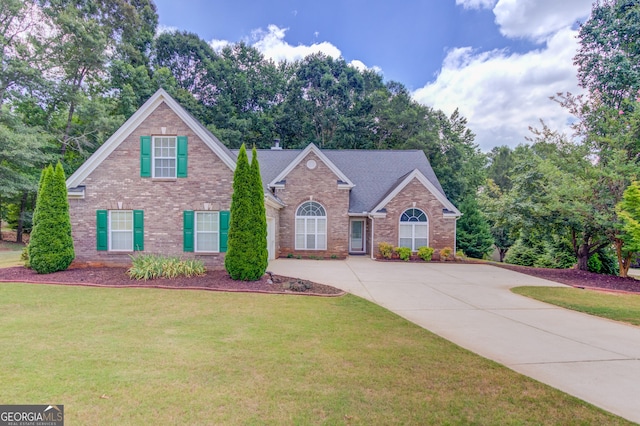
369,215,376,259
66,88,236,189
264,193,285,209
266,217,276,260
349,218,366,253
294,201,327,250
108,210,133,252
268,143,355,189
398,208,429,251
194,211,220,253
68,188,85,199
152,135,177,178
370,169,461,217
368,212,387,219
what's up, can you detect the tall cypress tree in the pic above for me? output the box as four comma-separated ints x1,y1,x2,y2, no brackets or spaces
251,146,268,274
28,162,75,273
225,144,267,280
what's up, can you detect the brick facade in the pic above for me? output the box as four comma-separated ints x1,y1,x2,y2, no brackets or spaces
372,178,457,255
69,103,234,267
68,90,459,267
274,151,350,258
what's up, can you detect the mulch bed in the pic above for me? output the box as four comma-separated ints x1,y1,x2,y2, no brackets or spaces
493,263,640,294
0,266,344,296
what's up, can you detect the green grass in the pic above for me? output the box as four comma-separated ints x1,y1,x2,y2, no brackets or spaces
0,284,631,425
513,286,640,326
0,241,24,267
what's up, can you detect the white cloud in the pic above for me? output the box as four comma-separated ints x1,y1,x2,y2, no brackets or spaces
413,27,584,151
208,39,231,53
207,24,381,73
413,0,595,151
493,0,592,40
455,0,497,10
251,24,341,63
349,60,382,74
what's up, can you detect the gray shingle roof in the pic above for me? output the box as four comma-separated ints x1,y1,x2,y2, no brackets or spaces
237,147,447,214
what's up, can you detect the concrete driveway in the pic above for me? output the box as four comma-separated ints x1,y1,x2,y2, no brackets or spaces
269,256,640,423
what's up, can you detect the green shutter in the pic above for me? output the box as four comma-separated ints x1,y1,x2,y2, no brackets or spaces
177,136,188,178
96,210,108,251
140,136,151,177
133,210,144,251
220,210,230,252
183,210,194,252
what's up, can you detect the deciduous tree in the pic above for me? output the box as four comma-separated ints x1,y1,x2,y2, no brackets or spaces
616,181,640,277
575,0,640,108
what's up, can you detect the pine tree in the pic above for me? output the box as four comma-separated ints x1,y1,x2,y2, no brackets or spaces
456,196,494,259
28,162,75,273
225,144,267,280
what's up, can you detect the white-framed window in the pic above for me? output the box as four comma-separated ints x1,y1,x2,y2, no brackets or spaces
399,208,428,251
195,211,219,252
153,136,177,178
295,201,327,250
109,210,133,251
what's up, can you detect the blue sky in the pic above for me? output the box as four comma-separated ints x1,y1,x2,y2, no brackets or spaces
153,0,595,151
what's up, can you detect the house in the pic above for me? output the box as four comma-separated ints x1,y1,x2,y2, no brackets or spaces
66,89,461,267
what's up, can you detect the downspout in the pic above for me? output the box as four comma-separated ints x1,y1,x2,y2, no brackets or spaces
369,214,375,260
454,216,459,254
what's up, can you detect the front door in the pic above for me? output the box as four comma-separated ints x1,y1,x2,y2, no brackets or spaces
349,219,365,253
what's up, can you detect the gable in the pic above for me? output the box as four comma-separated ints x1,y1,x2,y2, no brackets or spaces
67,89,236,189
371,169,461,217
268,143,354,189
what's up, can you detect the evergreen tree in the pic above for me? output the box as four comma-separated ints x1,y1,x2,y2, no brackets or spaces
456,197,494,259
28,163,75,273
250,146,269,275
225,144,267,280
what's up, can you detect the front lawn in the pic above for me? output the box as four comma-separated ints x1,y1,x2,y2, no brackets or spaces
0,241,23,268
513,286,640,326
0,284,630,425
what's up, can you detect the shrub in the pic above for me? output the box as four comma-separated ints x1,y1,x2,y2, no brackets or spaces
504,239,539,267
597,248,619,275
440,247,453,261
21,246,30,268
455,249,466,259
128,254,206,280
28,163,75,274
396,246,412,261
378,242,394,259
417,246,434,261
588,249,619,275
587,254,603,274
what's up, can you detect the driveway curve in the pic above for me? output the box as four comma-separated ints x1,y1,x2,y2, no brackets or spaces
269,257,640,423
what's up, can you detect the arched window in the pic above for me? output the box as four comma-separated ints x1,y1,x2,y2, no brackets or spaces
399,208,428,251
296,201,327,250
